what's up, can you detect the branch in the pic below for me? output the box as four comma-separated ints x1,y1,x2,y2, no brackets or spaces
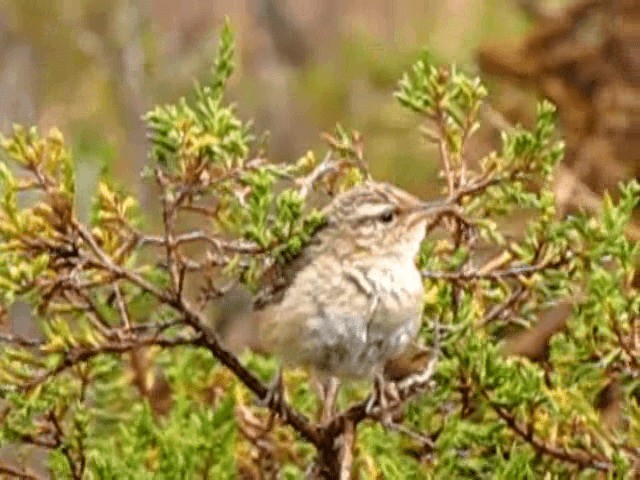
75,223,176,306
48,410,81,480
11,332,199,394
338,419,356,479
485,393,613,472
296,151,337,198
423,252,571,283
139,231,263,254
423,260,561,282
111,283,131,331
449,172,502,204
0,333,43,348
609,310,640,370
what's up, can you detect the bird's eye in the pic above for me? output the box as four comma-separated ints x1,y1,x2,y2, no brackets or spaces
380,210,395,223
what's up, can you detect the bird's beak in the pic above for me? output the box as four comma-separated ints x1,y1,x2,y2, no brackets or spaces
412,200,458,216
407,200,459,227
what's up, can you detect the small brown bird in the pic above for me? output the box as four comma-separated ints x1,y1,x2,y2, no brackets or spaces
255,181,450,398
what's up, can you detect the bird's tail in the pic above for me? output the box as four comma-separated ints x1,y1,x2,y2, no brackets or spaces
214,286,266,355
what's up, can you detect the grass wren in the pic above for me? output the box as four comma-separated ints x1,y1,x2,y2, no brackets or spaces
257,181,448,383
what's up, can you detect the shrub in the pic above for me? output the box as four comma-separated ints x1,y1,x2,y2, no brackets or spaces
1,22,638,479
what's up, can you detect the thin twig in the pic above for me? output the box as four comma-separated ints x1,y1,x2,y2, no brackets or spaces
423,254,570,283
139,231,262,253
480,285,529,326
384,422,436,450
70,289,112,333
0,333,43,348
436,118,455,196
113,283,131,331
12,332,198,394
180,202,219,217
48,410,80,480
610,310,640,370
483,390,612,472
339,419,356,480
297,151,336,199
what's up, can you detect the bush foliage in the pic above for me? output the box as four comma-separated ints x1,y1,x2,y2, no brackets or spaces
1,22,639,478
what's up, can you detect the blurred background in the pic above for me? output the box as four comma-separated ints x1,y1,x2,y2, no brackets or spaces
1,0,637,213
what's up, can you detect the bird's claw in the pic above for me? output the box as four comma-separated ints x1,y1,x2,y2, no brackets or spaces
366,373,400,426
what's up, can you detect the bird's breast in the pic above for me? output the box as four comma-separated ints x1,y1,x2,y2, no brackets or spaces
263,256,425,379
328,259,424,378
366,259,424,320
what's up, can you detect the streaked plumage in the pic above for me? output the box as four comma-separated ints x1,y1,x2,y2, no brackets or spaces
258,181,442,380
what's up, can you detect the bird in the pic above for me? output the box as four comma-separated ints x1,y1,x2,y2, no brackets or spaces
250,180,452,417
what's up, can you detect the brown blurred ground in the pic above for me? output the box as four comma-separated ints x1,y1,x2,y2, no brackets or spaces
479,0,640,200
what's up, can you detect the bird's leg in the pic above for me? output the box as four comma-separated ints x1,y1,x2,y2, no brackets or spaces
321,376,341,423
366,372,400,427
310,371,326,400
259,366,287,420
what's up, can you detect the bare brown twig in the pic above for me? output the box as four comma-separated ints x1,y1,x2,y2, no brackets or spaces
9,332,198,394
422,257,569,282
484,391,613,472
48,410,82,480
339,419,356,480
0,333,43,348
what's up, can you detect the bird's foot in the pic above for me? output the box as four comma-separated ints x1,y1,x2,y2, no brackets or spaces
259,367,288,421
366,373,400,426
